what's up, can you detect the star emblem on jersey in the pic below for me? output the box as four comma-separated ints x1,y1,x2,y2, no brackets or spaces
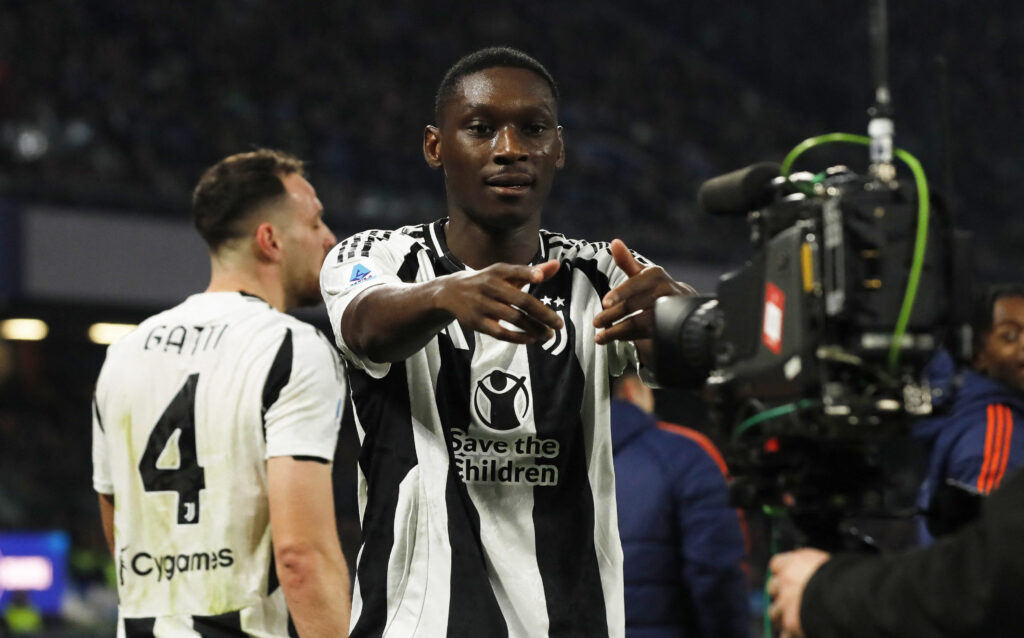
473,370,531,431
347,263,375,286
539,296,565,307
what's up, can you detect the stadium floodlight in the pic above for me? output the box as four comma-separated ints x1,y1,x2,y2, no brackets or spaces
88,322,137,345
0,318,48,341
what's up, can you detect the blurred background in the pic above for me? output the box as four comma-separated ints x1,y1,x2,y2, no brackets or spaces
0,0,1021,635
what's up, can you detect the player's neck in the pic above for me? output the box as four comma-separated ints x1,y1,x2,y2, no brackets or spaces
206,258,286,312
444,216,539,269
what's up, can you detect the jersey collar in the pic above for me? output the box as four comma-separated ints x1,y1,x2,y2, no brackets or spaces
428,218,548,274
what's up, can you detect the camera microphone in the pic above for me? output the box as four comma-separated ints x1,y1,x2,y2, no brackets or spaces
697,162,780,217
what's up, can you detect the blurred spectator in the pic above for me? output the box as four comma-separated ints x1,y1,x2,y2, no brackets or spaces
916,284,1024,543
612,371,749,637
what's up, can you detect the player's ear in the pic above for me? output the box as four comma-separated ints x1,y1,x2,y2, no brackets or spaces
555,125,565,169
254,222,283,262
424,125,442,169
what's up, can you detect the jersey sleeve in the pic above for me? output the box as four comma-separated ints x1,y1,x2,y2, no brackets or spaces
320,230,410,377
949,402,1018,494
91,391,114,495
263,327,346,461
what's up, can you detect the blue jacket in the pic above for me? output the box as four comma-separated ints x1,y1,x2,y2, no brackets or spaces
611,400,749,638
915,369,1024,545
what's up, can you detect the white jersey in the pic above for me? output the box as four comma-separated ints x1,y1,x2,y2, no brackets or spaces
92,292,345,637
321,220,648,638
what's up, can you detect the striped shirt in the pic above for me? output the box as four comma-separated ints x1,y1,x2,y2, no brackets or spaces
92,292,345,637
321,219,651,638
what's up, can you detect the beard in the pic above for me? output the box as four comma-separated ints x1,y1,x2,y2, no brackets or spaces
293,280,324,308
286,267,325,309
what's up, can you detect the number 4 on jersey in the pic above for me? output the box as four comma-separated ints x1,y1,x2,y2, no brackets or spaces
139,373,206,524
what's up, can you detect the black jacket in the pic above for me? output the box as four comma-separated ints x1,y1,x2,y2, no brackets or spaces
802,467,1024,637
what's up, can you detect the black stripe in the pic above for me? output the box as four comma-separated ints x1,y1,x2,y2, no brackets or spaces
93,396,104,432
397,244,425,282
193,610,246,637
267,541,279,595
261,329,294,438
337,238,353,262
571,256,614,304
123,617,156,637
348,362,419,638
238,291,268,304
361,230,379,257
291,454,330,464
527,263,609,637
433,327,508,638
428,219,466,274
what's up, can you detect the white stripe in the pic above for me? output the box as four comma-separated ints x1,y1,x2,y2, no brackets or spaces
571,268,626,637
428,221,445,256
380,343,453,637
239,588,290,636
349,405,368,633
157,615,201,637
444,320,470,350
382,467,428,636
349,544,365,634
467,335,548,637
352,407,369,525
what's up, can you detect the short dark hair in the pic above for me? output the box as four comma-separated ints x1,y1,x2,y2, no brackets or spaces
971,283,1024,351
192,149,304,250
434,46,559,124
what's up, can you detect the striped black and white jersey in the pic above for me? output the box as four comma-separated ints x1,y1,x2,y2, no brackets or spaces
321,219,651,638
91,292,345,637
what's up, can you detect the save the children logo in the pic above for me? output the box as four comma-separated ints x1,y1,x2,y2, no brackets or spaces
473,370,530,431
451,429,560,487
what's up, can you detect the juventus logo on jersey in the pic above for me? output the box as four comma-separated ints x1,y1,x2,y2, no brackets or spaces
473,370,531,431
541,309,568,355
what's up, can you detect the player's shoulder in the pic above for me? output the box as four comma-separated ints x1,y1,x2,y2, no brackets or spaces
103,298,197,355
541,230,612,262
330,224,429,262
541,230,653,269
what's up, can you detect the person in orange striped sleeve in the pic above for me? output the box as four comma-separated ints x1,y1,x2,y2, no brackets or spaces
610,372,749,637
914,283,1024,545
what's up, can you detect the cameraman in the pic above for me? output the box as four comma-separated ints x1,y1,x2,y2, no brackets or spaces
767,465,1024,637
915,284,1024,543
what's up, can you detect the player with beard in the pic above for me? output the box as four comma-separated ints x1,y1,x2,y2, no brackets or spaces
93,149,350,637
321,47,692,637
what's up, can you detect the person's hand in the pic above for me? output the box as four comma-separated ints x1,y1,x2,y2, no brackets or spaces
593,239,694,345
438,259,563,344
768,548,832,638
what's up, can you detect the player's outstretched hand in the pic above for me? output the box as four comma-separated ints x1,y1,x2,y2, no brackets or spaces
439,259,563,344
594,239,694,345
767,548,832,638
